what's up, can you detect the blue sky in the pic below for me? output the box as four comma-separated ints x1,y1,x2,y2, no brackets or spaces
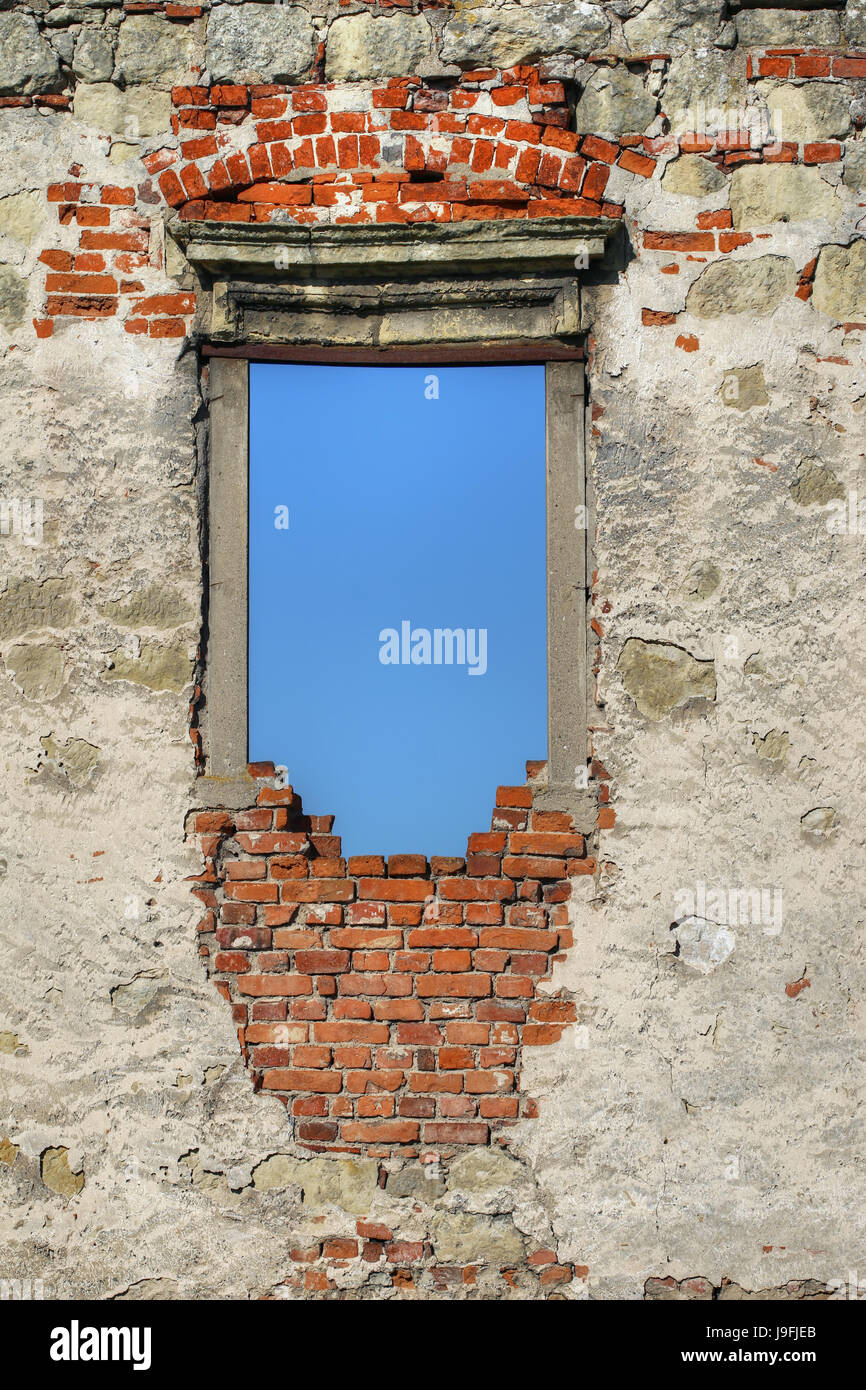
249,362,547,858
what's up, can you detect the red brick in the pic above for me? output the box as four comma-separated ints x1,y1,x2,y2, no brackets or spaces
542,126,579,154
75,206,111,227
158,169,186,207
348,855,385,876
580,134,619,164
643,231,715,252
237,182,313,205
794,54,831,77
314,1022,390,1043
431,946,472,970
479,1097,519,1118
331,927,402,948
468,833,507,853
475,949,509,971
581,161,610,201
281,880,355,902
45,295,117,318
220,902,256,926
758,56,792,79
224,882,278,902
213,84,248,107
408,1072,462,1094
47,181,83,203
438,879,513,902
502,855,566,879
511,832,584,856
171,85,210,107
45,273,118,294
495,785,532,808
479,927,557,951
346,1068,405,1093
373,1000,425,1021
697,209,732,230
387,854,428,876
447,1022,489,1044
262,1068,342,1093
407,927,476,947
718,232,753,252
235,810,273,831
342,1121,419,1143
423,1122,488,1145
214,951,250,973
225,860,266,880
416,973,491,998
804,142,842,165
38,249,74,271
381,1238,423,1262
617,148,655,178
833,57,866,78
295,949,350,973
358,877,430,901
439,1047,474,1069
523,1023,565,1045
338,973,387,996
292,1045,332,1068
238,975,313,996
764,142,799,164
100,185,136,206
465,904,503,925
464,1066,514,1090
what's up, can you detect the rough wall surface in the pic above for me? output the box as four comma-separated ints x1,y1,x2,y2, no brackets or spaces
1,0,865,1300
190,767,590,1154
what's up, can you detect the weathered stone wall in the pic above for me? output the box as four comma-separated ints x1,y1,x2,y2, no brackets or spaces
1,0,865,1300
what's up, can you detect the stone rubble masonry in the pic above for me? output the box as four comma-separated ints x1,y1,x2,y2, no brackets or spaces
270,1222,587,1298
23,34,866,337
187,760,602,1157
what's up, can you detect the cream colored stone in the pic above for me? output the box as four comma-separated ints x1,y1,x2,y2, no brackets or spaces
662,155,727,198
753,729,792,764
843,141,866,193
0,192,42,247
115,15,197,86
686,255,796,317
617,639,716,720
757,80,852,143
0,264,27,331
812,240,866,322
730,164,842,229
3,644,65,701
575,65,658,138
0,1137,19,1166
0,579,75,640
429,1211,525,1265
99,582,195,630
73,83,172,139
103,641,193,693
789,458,845,507
41,1146,85,1197
442,3,609,67
717,364,769,412
325,13,435,82
681,559,722,601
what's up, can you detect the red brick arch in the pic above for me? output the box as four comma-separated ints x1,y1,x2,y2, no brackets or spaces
148,68,651,226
